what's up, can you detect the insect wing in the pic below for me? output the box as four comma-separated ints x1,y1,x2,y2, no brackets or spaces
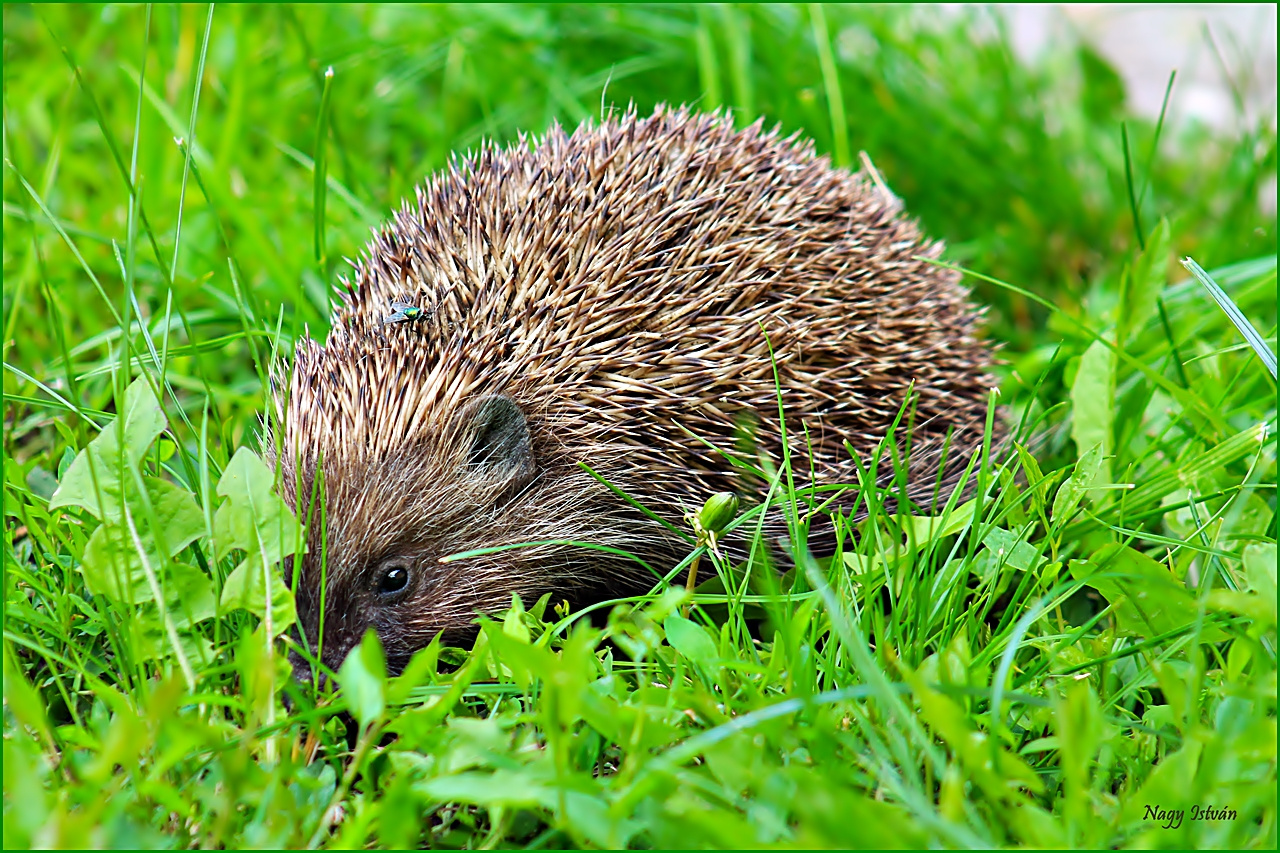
384,301,423,324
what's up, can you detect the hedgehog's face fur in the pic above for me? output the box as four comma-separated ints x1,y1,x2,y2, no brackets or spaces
276,394,605,675
287,395,524,670
272,389,668,677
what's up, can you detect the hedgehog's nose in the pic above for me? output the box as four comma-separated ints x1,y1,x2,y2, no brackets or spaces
288,646,318,685
286,637,351,691
287,633,339,686
282,646,318,713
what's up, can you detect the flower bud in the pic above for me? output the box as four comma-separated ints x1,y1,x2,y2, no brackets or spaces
696,492,739,534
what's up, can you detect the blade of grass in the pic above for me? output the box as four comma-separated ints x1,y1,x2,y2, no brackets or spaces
1138,70,1176,206
170,3,215,281
1181,256,1277,379
39,9,173,290
1121,122,1144,250
313,65,334,270
694,6,722,110
809,3,850,168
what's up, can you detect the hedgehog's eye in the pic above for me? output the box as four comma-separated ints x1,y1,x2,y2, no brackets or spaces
375,562,411,597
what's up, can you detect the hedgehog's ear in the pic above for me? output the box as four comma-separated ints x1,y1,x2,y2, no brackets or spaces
459,395,535,483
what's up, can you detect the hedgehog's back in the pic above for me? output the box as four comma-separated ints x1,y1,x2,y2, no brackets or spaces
284,106,999,530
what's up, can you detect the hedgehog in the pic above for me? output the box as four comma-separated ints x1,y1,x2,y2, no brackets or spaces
267,106,1002,676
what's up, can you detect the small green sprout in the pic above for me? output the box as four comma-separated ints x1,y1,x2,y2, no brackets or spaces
682,491,739,605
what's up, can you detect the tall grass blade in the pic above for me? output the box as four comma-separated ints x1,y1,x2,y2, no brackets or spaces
809,4,850,168
1138,69,1176,206
39,9,172,288
1121,122,1144,250
1181,256,1278,379
170,4,216,281
313,66,334,270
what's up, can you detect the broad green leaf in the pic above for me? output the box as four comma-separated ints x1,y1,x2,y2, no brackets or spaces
136,476,207,557
1243,543,1277,602
907,672,1043,800
664,613,719,668
1015,443,1053,513
1227,639,1253,682
919,635,974,689
644,586,691,624
414,769,555,809
338,629,387,728
1071,544,1225,640
1142,704,1179,732
57,446,75,479
166,563,218,628
1070,341,1115,488
214,449,301,636
25,467,58,502
981,527,1045,573
1051,442,1106,524
900,499,976,546
564,790,641,849
1119,218,1170,343
3,728,52,848
579,679,628,744
50,377,167,519
78,477,205,601
580,680,682,753
81,523,151,602
483,619,553,692
219,552,297,637
1206,590,1275,625
703,733,768,796
843,552,883,575
127,614,215,665
502,594,532,643
439,717,510,773
1006,801,1067,848
3,646,52,746
212,447,304,565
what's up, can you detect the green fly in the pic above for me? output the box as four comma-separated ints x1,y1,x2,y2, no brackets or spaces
382,300,429,326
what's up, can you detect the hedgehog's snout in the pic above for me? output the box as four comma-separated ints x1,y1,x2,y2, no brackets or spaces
286,643,325,689
286,568,369,685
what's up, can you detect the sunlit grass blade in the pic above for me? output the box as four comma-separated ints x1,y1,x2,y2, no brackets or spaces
1181,255,1278,379
38,9,172,289
1121,121,1145,248
314,65,334,270
170,3,215,281
809,3,850,168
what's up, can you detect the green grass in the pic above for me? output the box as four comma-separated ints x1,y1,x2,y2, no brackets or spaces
3,3,1277,848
